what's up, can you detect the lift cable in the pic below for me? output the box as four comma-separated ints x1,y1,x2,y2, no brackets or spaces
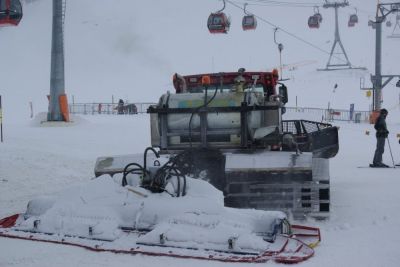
236,0,373,15
234,0,322,8
232,2,321,8
242,0,321,5
226,0,353,66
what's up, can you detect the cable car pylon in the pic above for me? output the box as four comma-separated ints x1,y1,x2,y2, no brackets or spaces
387,10,400,38
317,1,366,71
47,0,69,122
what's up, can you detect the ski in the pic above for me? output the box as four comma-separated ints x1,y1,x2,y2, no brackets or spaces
357,165,398,169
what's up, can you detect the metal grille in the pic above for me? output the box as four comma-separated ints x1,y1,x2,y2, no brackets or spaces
303,121,321,132
225,181,330,220
282,120,333,135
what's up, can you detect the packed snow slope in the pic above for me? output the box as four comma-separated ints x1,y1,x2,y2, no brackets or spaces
1,113,400,267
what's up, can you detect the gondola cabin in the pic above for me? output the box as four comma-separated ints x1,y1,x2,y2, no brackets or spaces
242,15,257,31
308,15,320,29
348,14,358,27
0,0,22,26
207,12,230,34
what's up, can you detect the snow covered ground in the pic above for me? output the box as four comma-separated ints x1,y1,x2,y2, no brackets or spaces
1,0,400,265
1,113,400,266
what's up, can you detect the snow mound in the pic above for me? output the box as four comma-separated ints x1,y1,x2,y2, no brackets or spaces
16,175,285,245
30,112,89,127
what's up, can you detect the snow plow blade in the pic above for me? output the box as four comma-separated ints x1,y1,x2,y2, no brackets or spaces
0,174,320,264
0,214,318,264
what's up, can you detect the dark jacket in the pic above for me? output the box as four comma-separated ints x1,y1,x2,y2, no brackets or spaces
374,114,389,138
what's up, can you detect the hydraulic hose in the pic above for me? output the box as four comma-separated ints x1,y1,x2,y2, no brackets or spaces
122,163,145,187
122,148,190,197
143,147,160,170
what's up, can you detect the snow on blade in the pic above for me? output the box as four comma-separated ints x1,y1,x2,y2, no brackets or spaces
0,175,318,263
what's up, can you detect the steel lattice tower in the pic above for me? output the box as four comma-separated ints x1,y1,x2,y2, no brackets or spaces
319,1,365,71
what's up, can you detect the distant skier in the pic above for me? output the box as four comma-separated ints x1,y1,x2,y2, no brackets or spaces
371,108,389,168
117,99,124,115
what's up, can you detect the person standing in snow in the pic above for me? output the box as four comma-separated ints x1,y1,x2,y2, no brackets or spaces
117,99,124,115
371,108,389,167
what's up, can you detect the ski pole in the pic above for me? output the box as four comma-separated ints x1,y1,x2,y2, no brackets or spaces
387,137,396,168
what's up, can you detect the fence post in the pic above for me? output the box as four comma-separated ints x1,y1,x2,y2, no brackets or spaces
29,101,34,118
0,95,3,143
